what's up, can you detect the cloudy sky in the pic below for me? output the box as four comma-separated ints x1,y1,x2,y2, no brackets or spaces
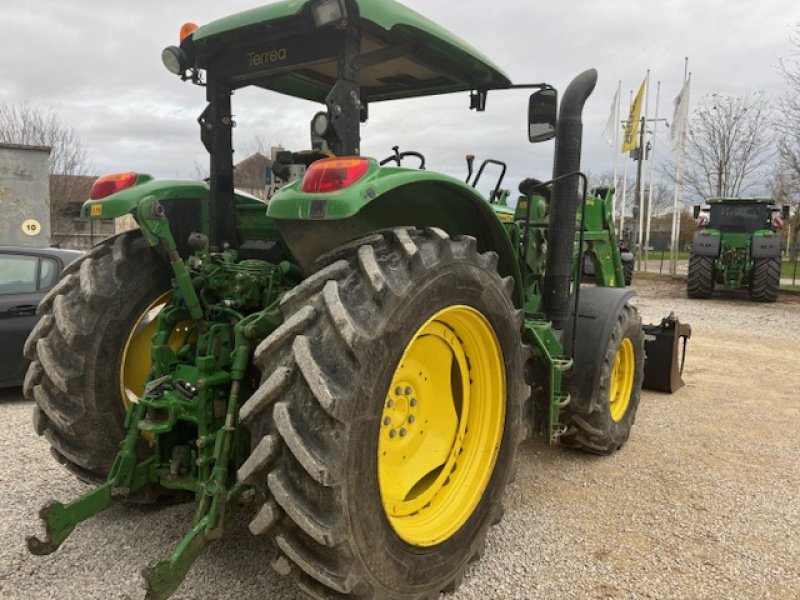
2,0,799,198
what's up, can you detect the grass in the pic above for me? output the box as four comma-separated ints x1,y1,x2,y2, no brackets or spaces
642,250,689,264
781,260,799,280
642,250,691,261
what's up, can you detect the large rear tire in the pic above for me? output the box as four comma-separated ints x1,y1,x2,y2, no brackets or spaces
749,257,780,302
559,304,644,455
238,228,527,599
23,231,174,495
687,254,715,299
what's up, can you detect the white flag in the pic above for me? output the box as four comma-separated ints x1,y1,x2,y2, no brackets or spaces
669,77,691,148
602,88,619,147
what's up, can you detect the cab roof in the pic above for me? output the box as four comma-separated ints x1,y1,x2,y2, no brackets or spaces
707,196,775,205
188,0,512,103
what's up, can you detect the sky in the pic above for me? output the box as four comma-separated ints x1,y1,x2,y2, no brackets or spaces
1,0,799,200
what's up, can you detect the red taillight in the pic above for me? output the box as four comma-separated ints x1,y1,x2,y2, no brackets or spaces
90,172,138,200
301,158,370,193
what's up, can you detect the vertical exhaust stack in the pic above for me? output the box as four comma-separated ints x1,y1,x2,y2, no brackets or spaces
542,69,598,330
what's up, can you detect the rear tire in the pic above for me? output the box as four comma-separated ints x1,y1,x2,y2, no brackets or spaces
749,257,780,302
687,255,714,299
559,304,644,455
238,228,527,598
23,231,174,498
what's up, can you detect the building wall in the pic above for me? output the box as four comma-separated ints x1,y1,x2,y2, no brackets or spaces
0,144,51,247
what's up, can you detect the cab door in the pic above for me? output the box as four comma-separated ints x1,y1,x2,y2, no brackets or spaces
0,252,60,387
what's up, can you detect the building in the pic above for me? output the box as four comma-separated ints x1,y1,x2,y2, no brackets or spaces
50,174,121,250
0,143,51,247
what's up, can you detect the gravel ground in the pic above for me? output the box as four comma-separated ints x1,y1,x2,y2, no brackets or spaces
1,277,798,599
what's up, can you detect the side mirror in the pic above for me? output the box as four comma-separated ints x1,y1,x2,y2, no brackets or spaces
782,205,790,220
693,205,701,219
528,88,557,143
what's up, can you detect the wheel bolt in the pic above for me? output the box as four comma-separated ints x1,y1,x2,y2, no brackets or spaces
395,386,402,395
389,429,397,438
410,398,417,407
404,386,412,395
384,416,392,426
387,399,394,408
408,415,415,424
399,428,407,437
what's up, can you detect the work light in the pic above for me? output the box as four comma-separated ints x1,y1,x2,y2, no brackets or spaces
161,46,189,75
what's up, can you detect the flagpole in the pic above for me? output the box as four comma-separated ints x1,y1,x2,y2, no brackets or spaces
670,58,690,275
644,80,661,272
620,150,630,239
612,79,621,229
637,69,650,271
619,88,633,240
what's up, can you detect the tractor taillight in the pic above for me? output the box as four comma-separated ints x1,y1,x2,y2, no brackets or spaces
301,158,370,193
90,172,138,200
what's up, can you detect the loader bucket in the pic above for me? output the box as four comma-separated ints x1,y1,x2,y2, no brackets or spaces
642,313,691,393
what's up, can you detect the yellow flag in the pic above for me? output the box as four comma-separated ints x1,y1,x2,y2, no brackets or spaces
621,79,646,153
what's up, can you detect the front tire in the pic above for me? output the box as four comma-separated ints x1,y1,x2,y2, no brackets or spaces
23,231,173,488
560,304,644,455
238,228,527,598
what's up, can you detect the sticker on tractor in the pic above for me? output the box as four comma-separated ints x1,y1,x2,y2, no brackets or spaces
21,219,42,236
90,204,103,217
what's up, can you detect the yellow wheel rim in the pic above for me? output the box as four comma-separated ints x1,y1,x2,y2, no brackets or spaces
608,338,635,422
377,305,505,547
119,292,193,409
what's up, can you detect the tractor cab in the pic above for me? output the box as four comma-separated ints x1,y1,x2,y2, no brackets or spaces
697,197,781,233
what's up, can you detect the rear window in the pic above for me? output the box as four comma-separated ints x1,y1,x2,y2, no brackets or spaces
0,254,38,295
709,203,769,233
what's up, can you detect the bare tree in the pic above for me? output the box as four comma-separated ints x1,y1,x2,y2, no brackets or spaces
0,103,92,217
681,92,773,201
776,25,800,246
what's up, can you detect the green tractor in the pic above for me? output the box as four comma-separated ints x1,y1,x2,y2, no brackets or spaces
689,196,788,301
24,1,662,597
579,186,635,286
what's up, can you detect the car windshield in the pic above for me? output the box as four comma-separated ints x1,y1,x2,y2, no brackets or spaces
709,203,769,233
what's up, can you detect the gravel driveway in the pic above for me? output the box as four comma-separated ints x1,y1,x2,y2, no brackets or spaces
1,277,798,599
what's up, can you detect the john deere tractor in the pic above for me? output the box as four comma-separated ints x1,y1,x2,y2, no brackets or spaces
24,1,654,598
689,196,788,301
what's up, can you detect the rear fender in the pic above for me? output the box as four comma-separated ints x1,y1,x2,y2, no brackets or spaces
562,287,637,413
270,168,524,305
81,178,283,257
81,178,211,221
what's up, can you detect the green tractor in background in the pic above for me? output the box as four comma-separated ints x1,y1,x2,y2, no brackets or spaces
23,1,676,598
689,196,788,301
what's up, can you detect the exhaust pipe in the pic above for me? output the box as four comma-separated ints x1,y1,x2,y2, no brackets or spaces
542,68,598,330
